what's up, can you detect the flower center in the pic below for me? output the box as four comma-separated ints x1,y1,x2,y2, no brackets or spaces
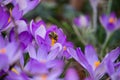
41,74,47,80
94,61,100,68
109,17,116,23
0,48,6,54
11,68,19,74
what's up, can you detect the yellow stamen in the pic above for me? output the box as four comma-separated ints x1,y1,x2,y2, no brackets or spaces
8,17,11,23
0,48,6,54
109,17,116,23
41,74,47,80
11,68,19,74
94,61,100,68
51,38,56,46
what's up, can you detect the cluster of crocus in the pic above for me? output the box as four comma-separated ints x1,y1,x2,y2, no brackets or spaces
0,0,120,80
0,1,76,80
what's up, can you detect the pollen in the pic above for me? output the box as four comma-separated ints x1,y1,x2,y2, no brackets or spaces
8,17,11,23
41,74,47,80
94,61,100,68
51,38,56,46
11,68,19,74
109,17,116,23
0,48,6,54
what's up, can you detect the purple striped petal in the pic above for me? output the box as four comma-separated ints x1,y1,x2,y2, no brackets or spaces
85,45,99,70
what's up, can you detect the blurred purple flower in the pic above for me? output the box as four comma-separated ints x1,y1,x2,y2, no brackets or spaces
65,68,79,80
100,13,120,33
74,15,90,28
68,45,120,80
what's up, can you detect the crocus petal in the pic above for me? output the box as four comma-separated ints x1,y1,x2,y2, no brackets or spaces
65,68,79,80
94,63,106,79
68,47,94,79
24,58,48,75
0,6,9,30
111,71,120,80
0,35,6,48
76,48,94,79
0,54,9,71
105,59,115,77
17,0,27,10
106,23,115,32
103,47,120,63
36,44,48,62
67,47,80,62
23,0,40,14
114,62,120,70
12,5,23,20
6,42,22,64
116,19,120,29
19,31,33,48
27,44,37,59
47,47,60,61
99,14,108,29
16,20,28,33
85,45,99,70
46,60,64,69
35,23,46,39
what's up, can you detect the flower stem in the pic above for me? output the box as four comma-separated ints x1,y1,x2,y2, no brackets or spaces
107,0,113,14
72,25,87,46
100,33,112,59
93,8,97,32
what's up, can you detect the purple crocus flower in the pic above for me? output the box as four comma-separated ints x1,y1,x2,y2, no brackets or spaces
100,13,120,33
68,44,120,80
29,20,73,59
74,15,90,28
29,20,66,46
0,35,23,72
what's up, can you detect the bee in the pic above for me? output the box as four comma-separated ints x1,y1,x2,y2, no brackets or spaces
49,31,58,41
